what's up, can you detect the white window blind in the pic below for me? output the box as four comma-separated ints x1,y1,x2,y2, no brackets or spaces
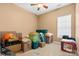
57,14,71,38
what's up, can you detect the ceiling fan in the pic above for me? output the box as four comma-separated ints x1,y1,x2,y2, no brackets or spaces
30,3,48,11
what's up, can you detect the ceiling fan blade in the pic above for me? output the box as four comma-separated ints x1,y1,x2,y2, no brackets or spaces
43,5,48,9
30,4,38,6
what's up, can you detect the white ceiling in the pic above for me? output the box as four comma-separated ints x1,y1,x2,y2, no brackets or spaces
15,3,71,15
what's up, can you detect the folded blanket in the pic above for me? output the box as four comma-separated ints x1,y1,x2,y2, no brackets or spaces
61,39,76,43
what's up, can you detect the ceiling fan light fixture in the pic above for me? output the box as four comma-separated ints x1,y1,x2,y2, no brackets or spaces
30,3,48,11
38,4,43,7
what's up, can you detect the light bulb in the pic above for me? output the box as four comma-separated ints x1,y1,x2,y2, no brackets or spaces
38,4,43,7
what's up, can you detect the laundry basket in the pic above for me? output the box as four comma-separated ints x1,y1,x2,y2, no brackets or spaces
45,33,53,44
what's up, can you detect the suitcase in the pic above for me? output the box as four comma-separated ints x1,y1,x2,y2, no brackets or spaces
39,42,46,48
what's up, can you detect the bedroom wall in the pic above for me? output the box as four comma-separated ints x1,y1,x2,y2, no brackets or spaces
0,3,76,41
38,4,76,41
0,3,37,37
76,3,79,52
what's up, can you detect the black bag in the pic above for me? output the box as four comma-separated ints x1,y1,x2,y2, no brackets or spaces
0,43,15,56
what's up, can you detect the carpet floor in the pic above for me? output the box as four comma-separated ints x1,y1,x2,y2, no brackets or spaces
16,41,79,56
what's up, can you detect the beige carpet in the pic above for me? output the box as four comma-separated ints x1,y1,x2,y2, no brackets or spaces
16,41,79,56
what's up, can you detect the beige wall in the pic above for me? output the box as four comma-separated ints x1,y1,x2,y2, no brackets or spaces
38,4,76,41
0,3,76,41
76,4,79,52
0,4,37,37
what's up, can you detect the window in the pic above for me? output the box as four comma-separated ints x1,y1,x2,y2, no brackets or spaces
57,14,71,38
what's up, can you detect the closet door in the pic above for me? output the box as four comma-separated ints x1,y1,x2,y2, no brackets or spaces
57,14,71,38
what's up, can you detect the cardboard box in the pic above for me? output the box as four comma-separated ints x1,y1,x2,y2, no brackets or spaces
6,44,21,53
39,42,46,48
22,38,32,52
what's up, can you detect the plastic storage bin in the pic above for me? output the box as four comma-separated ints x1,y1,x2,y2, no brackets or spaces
29,32,40,49
36,29,48,35
32,42,39,49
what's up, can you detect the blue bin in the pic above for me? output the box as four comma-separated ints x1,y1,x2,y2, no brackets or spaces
32,42,39,49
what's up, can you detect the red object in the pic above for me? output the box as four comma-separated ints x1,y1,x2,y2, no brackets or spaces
3,33,16,41
3,33,11,40
61,41,77,53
